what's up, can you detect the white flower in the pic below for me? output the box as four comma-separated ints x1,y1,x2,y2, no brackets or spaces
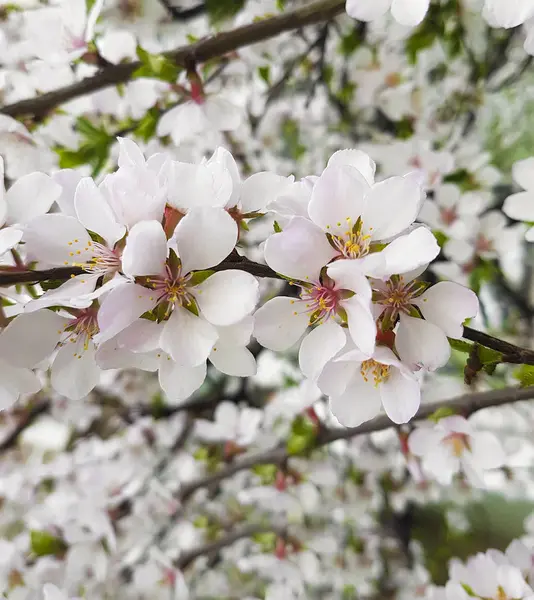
408,415,505,486
503,157,534,241
320,344,421,426
345,0,430,27
482,0,534,28
0,356,41,411
195,401,262,446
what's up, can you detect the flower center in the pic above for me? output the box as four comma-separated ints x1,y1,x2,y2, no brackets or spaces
443,432,470,457
374,276,426,329
360,359,390,387
328,217,372,260
139,263,195,318
299,281,341,325
65,239,122,276
440,207,457,226
60,308,99,359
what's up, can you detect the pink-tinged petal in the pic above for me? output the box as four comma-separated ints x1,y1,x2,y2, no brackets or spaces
0,226,22,256
345,0,391,21
414,281,479,338
24,274,100,313
378,227,439,278
380,369,421,424
52,169,82,217
158,356,207,404
309,165,369,235
0,310,66,368
23,214,93,267
216,316,254,347
253,296,309,351
95,340,159,371
51,338,100,400
327,149,376,185
497,565,532,598
391,0,429,25
203,96,242,132
0,359,41,410
175,207,237,274
264,216,337,282
395,315,451,371
240,171,292,213
74,177,125,246
362,173,424,240
116,318,163,353
117,137,145,169
343,296,376,356
469,431,506,470
95,283,156,344
298,322,346,381
196,270,259,326
160,307,218,367
122,220,167,277
512,157,534,190
157,102,208,145
5,173,61,225
210,344,256,377
503,191,534,222
407,426,446,456
326,260,372,302
439,415,473,435
329,373,383,427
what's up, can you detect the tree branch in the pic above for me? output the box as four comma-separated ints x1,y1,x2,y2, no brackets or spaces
0,398,50,452
179,385,534,500
0,0,345,119
158,0,206,21
463,325,534,365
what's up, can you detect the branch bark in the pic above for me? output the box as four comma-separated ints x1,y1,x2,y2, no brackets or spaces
0,0,345,119
179,385,534,500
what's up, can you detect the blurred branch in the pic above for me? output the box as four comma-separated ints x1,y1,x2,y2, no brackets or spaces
0,398,50,452
463,326,534,364
0,0,345,119
158,0,206,21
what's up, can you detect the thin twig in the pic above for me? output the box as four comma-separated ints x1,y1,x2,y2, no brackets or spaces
0,398,50,452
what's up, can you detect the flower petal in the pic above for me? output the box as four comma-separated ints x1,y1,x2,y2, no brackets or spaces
329,373,383,427
264,216,337,282
298,322,346,381
391,0,430,26
158,357,207,405
327,149,376,185
469,431,505,470
503,191,534,222
240,171,291,213
414,281,479,338
0,359,41,410
343,295,377,356
381,368,421,424
122,220,168,277
6,172,61,225
175,207,238,274
0,226,22,256
160,307,218,367
378,226,439,278
395,315,451,371
308,165,369,236
51,338,100,400
345,0,391,21
210,344,256,376
253,296,309,351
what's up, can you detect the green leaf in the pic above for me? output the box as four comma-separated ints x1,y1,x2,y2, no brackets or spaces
449,338,474,354
258,65,270,85
433,230,448,248
273,221,282,233
428,406,456,423
338,29,361,56
134,46,180,83
287,434,313,456
206,0,246,25
188,270,215,286
477,346,503,365
252,463,278,484
134,108,159,142
514,364,534,388
30,530,67,557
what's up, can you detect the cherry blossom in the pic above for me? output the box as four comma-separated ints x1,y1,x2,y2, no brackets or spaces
503,157,534,241
345,0,430,27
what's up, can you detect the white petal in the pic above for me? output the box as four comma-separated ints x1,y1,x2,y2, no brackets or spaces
253,297,309,351
298,322,346,381
327,149,375,185
74,177,125,246
391,0,429,26
484,0,534,27
167,161,232,210
0,226,22,256
196,270,259,326
95,340,159,371
157,102,208,144
343,296,377,356
210,344,256,376
23,214,93,266
381,369,421,424
159,357,207,405
240,172,291,213
469,432,506,470
5,173,61,225
0,359,41,410
395,315,451,371
95,283,156,344
316,358,356,397
414,281,479,338
160,307,218,367
308,165,369,236
175,207,237,274
329,373,383,427
0,310,66,368
117,137,146,169
52,169,82,217
407,426,445,456
116,318,162,353
326,260,372,302
378,227,439,278
503,192,534,222
216,316,254,347
122,220,167,277
512,157,534,190
203,96,242,132
264,216,337,282
24,274,99,312
51,338,100,400
345,0,391,21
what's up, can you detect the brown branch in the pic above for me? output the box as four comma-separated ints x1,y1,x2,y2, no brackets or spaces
176,523,286,569
0,0,345,119
179,385,534,500
0,398,50,452
463,325,534,365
